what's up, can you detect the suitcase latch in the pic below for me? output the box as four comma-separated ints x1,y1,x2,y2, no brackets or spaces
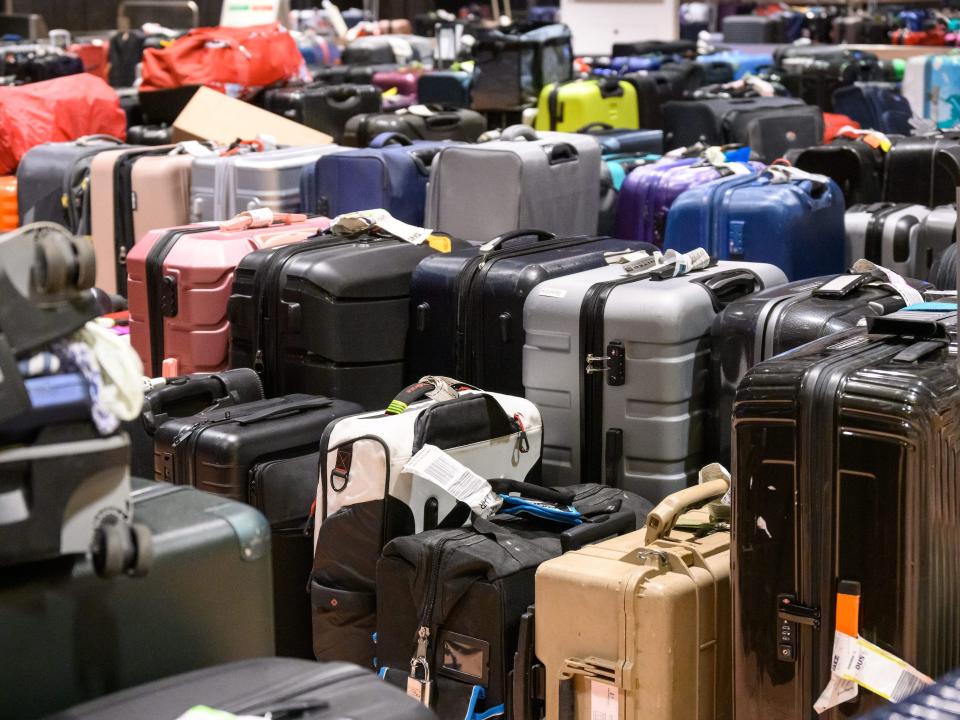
585,340,625,385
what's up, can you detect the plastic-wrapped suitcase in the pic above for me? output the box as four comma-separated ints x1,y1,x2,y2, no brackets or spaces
785,137,886,205
579,124,663,154
127,214,330,377
732,310,960,720
46,658,436,720
0,479,274,720
534,77,639,132
264,84,382,142
341,107,487,147
831,82,913,135
229,231,458,408
0,174,16,231
424,126,600,244
404,230,645,395
372,68,421,96
903,54,960,129
664,168,846,281
722,15,784,43
844,203,952,279
417,70,473,108
522,257,785,497
882,134,960,206
533,469,732,720
855,668,960,719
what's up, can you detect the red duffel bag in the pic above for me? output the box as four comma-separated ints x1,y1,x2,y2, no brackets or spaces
140,23,304,99
0,73,126,174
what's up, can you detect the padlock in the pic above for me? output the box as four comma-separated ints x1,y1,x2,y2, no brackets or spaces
407,656,433,706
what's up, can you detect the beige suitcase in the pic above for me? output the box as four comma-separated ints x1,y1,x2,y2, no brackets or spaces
129,153,194,244
533,465,732,720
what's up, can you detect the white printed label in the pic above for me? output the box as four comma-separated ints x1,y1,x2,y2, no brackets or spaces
331,209,433,245
177,140,217,157
538,287,567,298
403,445,503,518
590,680,619,720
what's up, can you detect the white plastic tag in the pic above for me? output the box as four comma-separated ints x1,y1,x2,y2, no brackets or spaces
403,445,503,519
605,249,648,265
661,247,711,276
850,259,924,307
406,104,437,117
590,680,619,720
387,37,415,64
330,209,432,245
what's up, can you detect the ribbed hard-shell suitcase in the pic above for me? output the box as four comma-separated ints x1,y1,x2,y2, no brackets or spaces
534,77,640,132
844,202,952,279
598,152,661,236
522,257,786,499
785,137,886,206
0,175,16,230
882,134,960,206
264,83,382,142
733,309,960,720
341,107,487,147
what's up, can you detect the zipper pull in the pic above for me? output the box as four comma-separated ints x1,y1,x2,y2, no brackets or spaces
254,349,265,374
514,413,530,454
414,625,430,660
303,500,317,537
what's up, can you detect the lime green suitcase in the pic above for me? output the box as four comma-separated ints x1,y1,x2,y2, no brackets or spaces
535,77,640,132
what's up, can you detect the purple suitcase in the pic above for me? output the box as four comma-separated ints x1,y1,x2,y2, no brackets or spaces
382,94,416,111
372,70,420,98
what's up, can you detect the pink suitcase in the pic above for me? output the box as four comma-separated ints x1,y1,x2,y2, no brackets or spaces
127,210,330,377
372,69,421,97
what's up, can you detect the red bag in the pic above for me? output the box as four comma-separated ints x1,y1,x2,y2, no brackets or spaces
890,27,947,45
69,41,109,80
140,23,304,99
0,74,126,174
823,112,860,143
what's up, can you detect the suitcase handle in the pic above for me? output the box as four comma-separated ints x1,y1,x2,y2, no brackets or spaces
546,142,579,165
577,122,614,133
424,112,463,129
76,134,124,146
488,479,576,505
560,510,636,553
141,370,260,433
236,397,333,425
369,131,414,148
480,229,558,253
691,268,764,312
385,376,477,414
501,124,539,142
644,464,730,544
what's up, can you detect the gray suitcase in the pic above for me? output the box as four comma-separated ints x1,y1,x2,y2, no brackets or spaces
918,204,958,287
522,258,786,500
844,202,951,280
190,145,345,222
425,125,600,244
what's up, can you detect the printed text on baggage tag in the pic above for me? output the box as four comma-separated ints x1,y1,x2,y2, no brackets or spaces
403,445,503,518
590,680,619,720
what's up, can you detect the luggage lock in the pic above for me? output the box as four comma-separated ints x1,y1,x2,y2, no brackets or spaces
777,594,820,663
585,340,625,385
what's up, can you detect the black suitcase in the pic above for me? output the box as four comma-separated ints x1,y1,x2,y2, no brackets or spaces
341,107,487,147
785,137,886,205
341,37,404,65
611,39,696,57
930,240,958,290
882,134,960,206
153,394,362,657
617,62,705,130
722,15,783,43
264,84,382,142
0,480,275,720
125,123,173,145
404,230,649,396
0,49,84,83
732,309,960,720
229,233,461,408
771,47,881,112
417,70,473,108
831,15,889,43
310,65,381,85
108,30,146,87
376,482,651,720
46,658,436,720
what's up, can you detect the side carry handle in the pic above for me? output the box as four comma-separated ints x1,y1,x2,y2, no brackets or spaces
369,132,415,148
692,268,763,312
236,397,333,425
560,510,636,553
385,376,477,414
577,122,614,133
546,142,579,165
644,463,730,544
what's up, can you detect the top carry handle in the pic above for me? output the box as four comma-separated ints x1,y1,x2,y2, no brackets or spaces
644,463,730,544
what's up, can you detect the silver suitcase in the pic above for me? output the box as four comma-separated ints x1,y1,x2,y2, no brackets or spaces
522,258,787,500
844,203,952,280
190,145,344,222
425,126,600,244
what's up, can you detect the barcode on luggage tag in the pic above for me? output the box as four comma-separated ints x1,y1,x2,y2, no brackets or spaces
403,445,502,517
890,671,928,702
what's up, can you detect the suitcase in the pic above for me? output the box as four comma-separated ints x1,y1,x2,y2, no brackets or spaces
0,479,274,720
662,96,824,162
522,257,786,497
0,174,16,230
405,230,646,395
928,213,958,290
0,45,84,83
773,52,877,113
599,152,661,235
855,669,960,720
831,82,913,135
785,137,885,206
46,658,436,720
722,15,784,43
127,214,330,377
664,168,847,281
579,124,663,154
424,126,601,244
844,203,952,279
264,84,382,143
732,310,960,720
882,135,960,206
903,54,960,129
108,30,146,87
377,482,652,720
417,70,473,108
125,123,173,145
372,68,421,96
341,36,428,66
611,40,697,57
614,71,673,130
154,393,362,658
310,64,379,86
341,107,487,147
831,15,890,44
533,468,732,720
228,231,459,408
698,50,773,80
534,77,640,132
311,380,543,666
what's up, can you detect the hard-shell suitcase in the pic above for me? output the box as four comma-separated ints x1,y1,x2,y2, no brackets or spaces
372,68,421,96
698,50,773,80
831,82,913,135
229,231,457,408
129,150,194,233
855,668,960,719
377,482,652,720
599,152,661,235
534,77,639,132
424,126,601,244
785,137,885,205
341,107,487,147
0,175,16,230
0,480,274,720
154,394,362,658
831,15,889,44
46,658,436,720
927,207,958,289
844,203,952,279
903,54,960,129
311,64,379,85
664,168,846,281
578,123,663,154
732,311,960,720
405,230,645,395
533,468,732,720
127,214,330,377
341,35,432,66
264,84,382,142
417,70,473,108
722,15,784,43
522,257,786,497
882,135,960,206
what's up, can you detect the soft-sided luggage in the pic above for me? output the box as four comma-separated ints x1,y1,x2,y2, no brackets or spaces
417,70,473,108
856,669,960,720
0,46,84,83
154,393,362,657
523,256,786,497
785,136,886,205
229,230,458,408
405,230,644,395
664,167,846,280
264,83,382,142
0,175,15,230
579,123,663,154
341,107,487,147
882,134,960,206
903,54,960,129
732,309,960,720
662,96,823,162
533,467,732,720
377,482,652,720
534,77,639,132
311,64,378,85
722,15,783,43
108,30,146,87
844,203,952,279
0,480,274,720
46,658,436,720
831,82,913,135
424,126,600,244
311,379,543,666
611,40,696,57
127,212,330,377
772,48,881,113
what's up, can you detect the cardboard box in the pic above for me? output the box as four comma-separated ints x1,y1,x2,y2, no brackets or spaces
172,86,333,145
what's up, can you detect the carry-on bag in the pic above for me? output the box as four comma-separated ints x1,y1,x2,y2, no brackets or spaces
310,378,543,666
598,152,661,235
377,481,652,720
404,230,646,395
533,465,732,720
578,123,663,154
424,126,601,244
722,15,784,43
785,135,886,205
732,309,960,720
831,82,913,135
522,254,785,497
417,70,473,108
0,480,274,719
903,54,960,129
844,202,952,279
341,107,487,147
534,77,640,132
882,134,960,206
46,658,435,720
127,211,330,377
264,83,382,142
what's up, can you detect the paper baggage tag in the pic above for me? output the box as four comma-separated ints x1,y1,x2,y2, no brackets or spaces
330,209,433,245
177,141,217,157
403,445,503,518
590,680,619,720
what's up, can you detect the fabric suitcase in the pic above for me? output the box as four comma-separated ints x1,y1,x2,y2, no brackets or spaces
534,77,639,132
0,479,274,720
424,126,600,244
523,257,785,498
534,469,732,720
405,230,645,395
903,54,960,129
578,124,663,154
311,380,543,666
47,658,436,720
372,68,421,96
732,310,960,720
377,482,652,720
785,137,885,205
722,15,784,43
831,82,913,135
311,65,379,86
341,107,487,147
127,214,330,377
925,206,958,289
844,203,951,279
882,134,960,206
855,669,960,720
664,168,846,281
264,83,382,143
417,70,473,108
773,51,879,113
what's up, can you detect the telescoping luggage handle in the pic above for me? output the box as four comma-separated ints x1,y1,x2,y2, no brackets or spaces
644,463,730,544
75,134,125,147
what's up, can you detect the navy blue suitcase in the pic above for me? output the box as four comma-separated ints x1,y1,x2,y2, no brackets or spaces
832,82,913,135
854,669,960,719
578,123,664,154
417,70,473,108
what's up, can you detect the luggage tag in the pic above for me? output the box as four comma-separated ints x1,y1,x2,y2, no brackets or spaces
403,444,503,519
330,209,434,246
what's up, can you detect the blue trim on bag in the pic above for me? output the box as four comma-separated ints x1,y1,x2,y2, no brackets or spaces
474,705,505,720
498,495,583,525
463,686,485,720
378,667,389,680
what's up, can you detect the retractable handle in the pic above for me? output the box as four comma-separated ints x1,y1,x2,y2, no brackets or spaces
561,510,636,553
644,463,730,544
